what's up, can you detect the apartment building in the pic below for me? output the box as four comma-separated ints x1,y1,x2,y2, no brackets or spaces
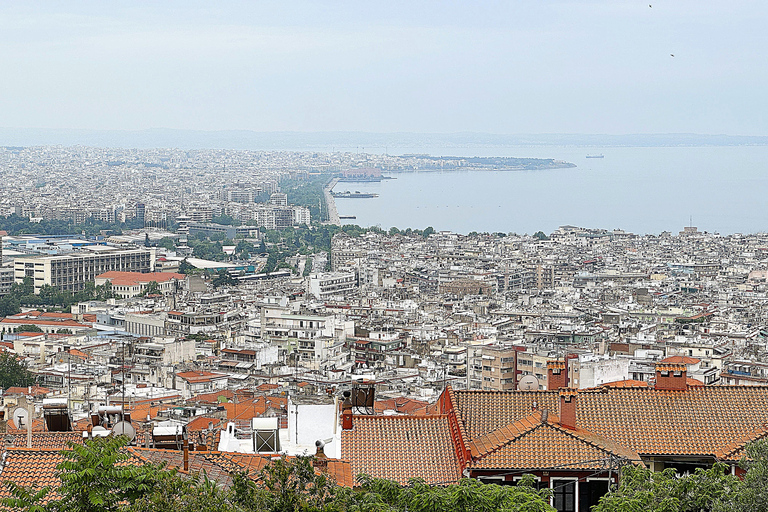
308,272,356,299
466,344,522,391
14,247,153,293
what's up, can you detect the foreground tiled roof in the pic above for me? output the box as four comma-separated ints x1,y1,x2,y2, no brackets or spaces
127,448,238,486
468,410,642,471
452,386,768,459
0,449,63,501
341,415,462,485
714,425,768,462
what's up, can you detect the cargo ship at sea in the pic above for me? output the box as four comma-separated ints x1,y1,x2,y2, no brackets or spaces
586,154,604,159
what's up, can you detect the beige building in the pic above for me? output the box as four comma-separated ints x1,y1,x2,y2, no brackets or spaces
14,248,152,293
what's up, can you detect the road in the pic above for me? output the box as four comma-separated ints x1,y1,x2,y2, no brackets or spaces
323,177,341,225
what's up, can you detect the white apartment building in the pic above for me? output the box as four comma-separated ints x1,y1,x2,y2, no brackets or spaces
308,272,356,299
14,247,153,293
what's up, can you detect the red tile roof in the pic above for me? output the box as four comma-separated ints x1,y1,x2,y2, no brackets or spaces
9,432,84,450
451,386,768,459
0,449,63,502
661,355,701,365
5,386,51,396
97,271,185,286
341,415,462,485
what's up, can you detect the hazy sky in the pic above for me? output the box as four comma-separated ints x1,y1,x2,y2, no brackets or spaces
0,1,765,135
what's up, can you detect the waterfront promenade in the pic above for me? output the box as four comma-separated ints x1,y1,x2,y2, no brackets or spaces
323,177,341,225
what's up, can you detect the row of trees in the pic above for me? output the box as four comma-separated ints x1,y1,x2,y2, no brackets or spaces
0,278,115,316
4,436,554,512
0,214,144,236
8,436,768,512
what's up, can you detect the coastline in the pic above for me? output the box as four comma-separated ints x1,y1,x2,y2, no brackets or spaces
323,177,341,226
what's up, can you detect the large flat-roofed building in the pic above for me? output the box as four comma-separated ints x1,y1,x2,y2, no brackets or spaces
308,272,356,299
14,247,152,293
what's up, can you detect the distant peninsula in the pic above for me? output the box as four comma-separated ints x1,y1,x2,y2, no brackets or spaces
390,154,575,172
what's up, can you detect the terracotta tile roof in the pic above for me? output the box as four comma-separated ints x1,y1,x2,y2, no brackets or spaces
126,448,237,486
176,371,228,382
10,432,84,450
374,396,430,415
188,389,235,405
470,413,642,471
5,386,51,396
186,416,225,431
452,386,768,459
600,379,649,388
0,449,63,502
714,425,768,462
661,355,701,365
97,271,185,286
341,414,462,485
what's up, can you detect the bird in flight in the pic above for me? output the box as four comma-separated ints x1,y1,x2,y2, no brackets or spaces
670,54,675,57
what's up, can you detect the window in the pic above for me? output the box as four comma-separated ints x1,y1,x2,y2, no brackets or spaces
551,479,576,512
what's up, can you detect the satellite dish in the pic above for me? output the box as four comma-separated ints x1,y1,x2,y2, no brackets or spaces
518,375,540,391
11,408,29,429
92,426,110,438
112,421,136,442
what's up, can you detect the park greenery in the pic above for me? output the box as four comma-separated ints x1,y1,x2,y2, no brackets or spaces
6,436,768,512
0,277,115,316
0,215,144,237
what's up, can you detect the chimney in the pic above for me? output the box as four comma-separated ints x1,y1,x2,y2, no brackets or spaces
559,389,578,430
655,363,688,391
341,391,353,430
314,440,328,470
0,411,6,435
547,361,568,390
182,428,189,471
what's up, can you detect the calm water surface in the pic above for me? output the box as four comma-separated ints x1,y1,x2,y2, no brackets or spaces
333,146,768,235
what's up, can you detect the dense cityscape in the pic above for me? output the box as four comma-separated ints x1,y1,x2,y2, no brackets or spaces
0,145,768,510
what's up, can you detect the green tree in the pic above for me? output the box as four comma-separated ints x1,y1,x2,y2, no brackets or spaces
593,463,738,512
56,436,170,512
0,294,21,316
178,259,195,275
141,281,161,296
14,324,43,333
212,270,238,288
726,438,768,512
127,471,240,512
532,231,550,240
233,455,339,512
0,352,36,388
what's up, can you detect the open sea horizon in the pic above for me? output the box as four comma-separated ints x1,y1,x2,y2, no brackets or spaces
333,145,768,236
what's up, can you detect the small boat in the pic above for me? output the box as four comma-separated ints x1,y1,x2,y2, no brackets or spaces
586,154,604,159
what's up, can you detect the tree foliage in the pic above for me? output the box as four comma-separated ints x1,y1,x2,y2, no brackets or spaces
0,351,37,388
593,463,740,512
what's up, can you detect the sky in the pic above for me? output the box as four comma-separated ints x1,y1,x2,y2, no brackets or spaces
0,1,765,135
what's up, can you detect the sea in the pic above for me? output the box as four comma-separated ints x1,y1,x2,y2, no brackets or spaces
332,145,768,236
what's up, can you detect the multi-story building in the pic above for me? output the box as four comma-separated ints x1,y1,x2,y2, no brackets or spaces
0,267,14,296
308,272,356,299
14,247,153,293
466,343,522,391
